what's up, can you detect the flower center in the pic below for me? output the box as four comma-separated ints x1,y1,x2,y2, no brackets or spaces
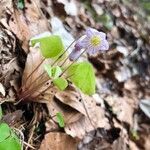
90,36,101,46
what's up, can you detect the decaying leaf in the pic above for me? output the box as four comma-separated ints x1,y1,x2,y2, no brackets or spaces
0,83,5,96
21,46,109,139
6,0,50,52
64,105,110,139
1,110,23,126
105,95,135,126
39,132,79,150
139,99,150,118
46,95,83,125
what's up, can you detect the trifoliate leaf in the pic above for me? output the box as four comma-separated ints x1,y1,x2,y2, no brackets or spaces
67,62,95,95
0,123,21,150
31,35,64,58
53,78,68,90
51,66,62,79
44,64,52,78
0,123,10,142
56,112,65,128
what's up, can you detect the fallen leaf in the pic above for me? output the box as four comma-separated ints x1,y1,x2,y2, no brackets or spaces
46,94,83,125
105,95,134,126
54,0,78,16
39,132,79,150
0,83,5,96
64,94,110,139
8,0,49,52
139,99,150,118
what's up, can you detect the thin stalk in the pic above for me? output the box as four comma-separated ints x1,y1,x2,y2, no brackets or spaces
51,39,76,67
60,48,87,77
80,93,96,130
20,40,76,94
21,58,46,90
32,83,53,100
19,77,50,100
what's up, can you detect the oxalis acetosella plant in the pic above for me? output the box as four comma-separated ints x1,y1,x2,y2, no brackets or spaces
19,27,109,100
18,28,109,127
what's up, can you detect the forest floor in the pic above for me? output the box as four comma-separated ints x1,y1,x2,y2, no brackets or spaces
0,0,150,150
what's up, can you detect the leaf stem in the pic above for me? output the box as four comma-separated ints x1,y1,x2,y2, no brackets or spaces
60,48,87,77
19,40,76,96
20,58,46,91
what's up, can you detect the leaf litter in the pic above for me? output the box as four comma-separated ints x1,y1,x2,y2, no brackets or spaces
0,0,150,149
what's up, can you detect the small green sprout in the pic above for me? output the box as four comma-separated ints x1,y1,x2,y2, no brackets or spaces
0,109,22,150
17,0,25,10
56,112,65,128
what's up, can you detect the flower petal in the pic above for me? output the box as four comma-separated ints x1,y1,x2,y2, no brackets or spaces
79,37,90,48
99,32,106,39
86,28,99,37
87,46,99,56
99,40,109,51
69,48,81,61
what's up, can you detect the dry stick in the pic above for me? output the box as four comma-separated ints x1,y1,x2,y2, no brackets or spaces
20,40,76,95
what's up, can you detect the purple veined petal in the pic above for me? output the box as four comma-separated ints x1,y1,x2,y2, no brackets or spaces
99,39,109,51
98,32,106,39
69,48,81,61
74,42,82,51
87,45,99,56
86,28,99,37
79,37,90,48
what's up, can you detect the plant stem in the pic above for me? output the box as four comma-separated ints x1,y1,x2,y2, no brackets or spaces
20,78,50,100
51,39,76,67
20,40,76,95
21,58,46,90
60,48,87,77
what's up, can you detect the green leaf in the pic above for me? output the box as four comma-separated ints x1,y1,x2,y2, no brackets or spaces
53,78,68,90
0,123,21,150
67,62,95,95
56,112,65,128
17,0,25,9
31,35,64,58
51,66,62,79
44,64,52,78
0,123,11,142
0,106,2,120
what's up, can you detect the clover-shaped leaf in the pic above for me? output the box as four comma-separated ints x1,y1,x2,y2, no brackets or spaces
31,35,64,58
44,64,52,78
53,78,68,90
51,66,62,79
0,123,21,150
67,62,95,95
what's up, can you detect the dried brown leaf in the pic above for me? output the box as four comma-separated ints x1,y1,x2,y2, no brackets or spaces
64,94,110,139
39,132,79,150
8,0,49,52
0,83,5,96
46,97,83,125
105,95,134,126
